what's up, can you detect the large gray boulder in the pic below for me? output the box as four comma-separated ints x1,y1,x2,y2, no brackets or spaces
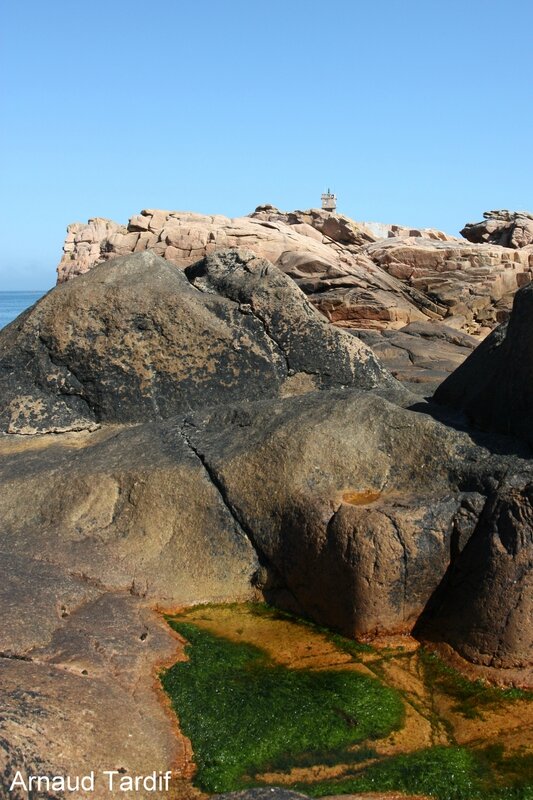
0,249,394,434
182,389,529,641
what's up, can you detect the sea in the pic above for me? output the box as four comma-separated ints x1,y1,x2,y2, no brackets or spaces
0,291,47,330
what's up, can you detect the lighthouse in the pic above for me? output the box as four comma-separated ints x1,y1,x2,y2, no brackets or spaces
321,188,337,213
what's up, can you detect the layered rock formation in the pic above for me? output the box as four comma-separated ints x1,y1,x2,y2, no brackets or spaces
461,210,533,249
362,220,459,241
354,322,478,389
361,236,532,333
56,206,533,343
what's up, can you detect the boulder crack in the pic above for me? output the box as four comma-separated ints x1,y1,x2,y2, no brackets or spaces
178,422,274,577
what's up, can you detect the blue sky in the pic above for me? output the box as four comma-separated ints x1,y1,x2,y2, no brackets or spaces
1,0,532,290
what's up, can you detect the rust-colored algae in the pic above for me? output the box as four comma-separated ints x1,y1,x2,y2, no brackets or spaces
342,489,382,505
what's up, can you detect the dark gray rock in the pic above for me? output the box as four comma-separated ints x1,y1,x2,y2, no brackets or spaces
419,482,533,670
434,282,533,444
353,321,478,393
185,248,395,391
0,249,394,434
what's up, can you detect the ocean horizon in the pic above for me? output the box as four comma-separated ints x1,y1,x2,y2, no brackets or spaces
0,290,47,330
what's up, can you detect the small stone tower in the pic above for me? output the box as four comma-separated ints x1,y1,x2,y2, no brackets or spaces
321,188,337,213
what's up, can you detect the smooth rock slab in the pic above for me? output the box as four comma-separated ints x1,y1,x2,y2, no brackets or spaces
0,422,259,610
0,594,192,800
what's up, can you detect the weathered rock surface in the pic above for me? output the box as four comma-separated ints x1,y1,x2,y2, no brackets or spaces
0,425,260,609
461,209,533,249
183,389,531,654
361,220,458,242
1,388,532,791
0,590,196,800
3,226,533,793
250,204,378,247
1,385,531,675
434,282,533,443
0,249,393,434
55,206,533,341
362,236,532,334
419,482,533,671
54,205,533,344
0,417,260,796
353,321,478,393
57,208,438,333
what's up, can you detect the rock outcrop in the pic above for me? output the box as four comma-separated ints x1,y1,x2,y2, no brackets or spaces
3,228,533,794
56,206,533,342
250,204,378,247
461,209,533,249
419,482,533,671
352,220,458,242
362,236,532,334
434,281,533,444
56,209,436,333
0,423,260,610
0,249,393,434
0,592,197,800
182,389,532,649
1,383,531,677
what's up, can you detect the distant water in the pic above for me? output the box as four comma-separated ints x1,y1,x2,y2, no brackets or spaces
0,291,47,330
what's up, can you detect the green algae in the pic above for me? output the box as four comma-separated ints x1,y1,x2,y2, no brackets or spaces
160,604,533,798
419,650,532,719
293,745,533,799
161,619,403,793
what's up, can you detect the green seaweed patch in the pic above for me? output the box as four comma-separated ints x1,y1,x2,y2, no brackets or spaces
476,745,533,792
419,650,533,719
161,620,403,793
292,745,533,800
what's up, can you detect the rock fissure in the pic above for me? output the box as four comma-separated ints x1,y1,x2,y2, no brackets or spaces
383,510,410,616
177,420,278,591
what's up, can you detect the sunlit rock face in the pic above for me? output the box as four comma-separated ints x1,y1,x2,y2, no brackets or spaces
461,209,533,249
55,206,533,340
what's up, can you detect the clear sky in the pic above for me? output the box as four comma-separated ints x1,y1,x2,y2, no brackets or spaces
1,0,532,290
